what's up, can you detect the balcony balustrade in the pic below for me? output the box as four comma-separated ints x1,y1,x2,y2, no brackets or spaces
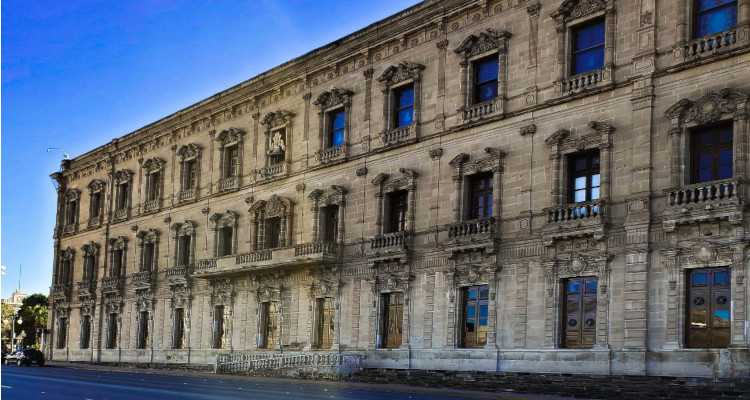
131,271,153,287
216,176,239,192
112,208,129,221
259,162,287,179
443,217,496,254
380,123,415,146
561,67,609,93
143,199,161,214
87,215,102,229
460,99,496,122
683,27,739,59
178,189,197,203
101,276,123,292
314,146,345,164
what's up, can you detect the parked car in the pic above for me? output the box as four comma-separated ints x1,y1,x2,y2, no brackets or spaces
3,349,45,366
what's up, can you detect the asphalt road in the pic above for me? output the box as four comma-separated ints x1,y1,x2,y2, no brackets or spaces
0,365,550,400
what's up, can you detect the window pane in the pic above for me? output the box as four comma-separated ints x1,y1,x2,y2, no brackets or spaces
699,168,713,182
575,159,588,171
574,176,587,190
697,6,737,37
719,127,733,143
466,319,475,332
574,189,587,202
467,290,477,299
585,280,598,292
476,58,499,82
332,128,344,147
714,271,729,285
698,153,713,168
476,82,498,103
568,281,581,293
691,310,707,328
398,108,413,127
591,174,600,187
719,164,733,180
590,187,600,200
692,273,708,285
479,305,488,319
575,21,605,50
719,149,733,165
479,286,489,299
574,48,604,75
332,111,345,130
397,88,414,108
698,0,735,11
713,310,730,327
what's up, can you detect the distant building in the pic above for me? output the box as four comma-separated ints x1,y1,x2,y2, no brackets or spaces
2,290,27,313
48,0,750,379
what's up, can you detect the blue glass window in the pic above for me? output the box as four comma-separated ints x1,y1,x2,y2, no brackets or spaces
395,86,414,128
692,124,733,183
328,110,345,147
696,0,737,38
474,57,499,104
572,19,605,75
569,151,601,203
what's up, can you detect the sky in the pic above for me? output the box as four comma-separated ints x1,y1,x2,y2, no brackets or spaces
1,0,422,298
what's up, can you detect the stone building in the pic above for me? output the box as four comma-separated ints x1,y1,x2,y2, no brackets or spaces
48,0,750,378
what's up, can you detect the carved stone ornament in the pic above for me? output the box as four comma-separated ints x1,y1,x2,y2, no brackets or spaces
311,279,337,297
87,179,105,194
260,110,294,129
455,265,495,285
210,211,238,228
113,169,133,183
108,236,127,251
136,289,155,312
177,143,202,160
377,62,425,87
264,195,292,219
81,241,100,256
313,87,353,109
139,157,166,172
61,247,75,261
693,244,716,263
104,294,123,313
64,188,81,202
372,168,418,193
544,129,571,146
136,228,160,244
171,220,196,237
210,279,233,306
664,89,750,126
256,284,280,302
80,302,94,316
215,127,246,146
551,0,606,23
170,283,191,309
454,28,512,59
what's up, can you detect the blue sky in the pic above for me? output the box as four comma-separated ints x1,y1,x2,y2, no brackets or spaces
1,0,421,297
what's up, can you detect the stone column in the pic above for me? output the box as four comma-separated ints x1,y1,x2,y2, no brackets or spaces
375,192,384,236
250,214,258,251
443,271,457,349
302,93,311,141
485,268,500,350
492,166,502,217
452,174,463,221
458,60,469,110
604,8,616,67
280,211,288,247
496,46,508,115
310,203,320,243
406,186,416,232
740,0,750,28
599,142,612,200
549,152,562,206
336,202,345,244
542,260,558,348
363,68,374,123
668,125,684,188
733,113,748,183
257,213,266,251
730,245,748,348
663,250,680,349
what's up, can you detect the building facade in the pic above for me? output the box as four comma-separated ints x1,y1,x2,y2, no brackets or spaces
48,0,750,378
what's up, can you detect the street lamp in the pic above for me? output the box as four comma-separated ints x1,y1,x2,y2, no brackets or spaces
3,314,23,352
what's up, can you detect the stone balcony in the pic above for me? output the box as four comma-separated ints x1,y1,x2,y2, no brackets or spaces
131,271,153,288
443,217,496,255
559,66,611,94
380,123,416,147
142,198,161,214
366,231,410,262
678,26,746,62
259,162,288,179
193,242,342,278
543,200,607,242
112,208,130,222
216,176,240,193
178,189,197,204
101,276,123,293
314,146,346,165
87,215,102,229
458,99,499,123
62,223,77,236
51,284,72,298
76,280,97,296
663,179,744,231
165,266,189,282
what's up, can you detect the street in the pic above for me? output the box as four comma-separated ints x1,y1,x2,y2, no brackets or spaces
0,365,561,400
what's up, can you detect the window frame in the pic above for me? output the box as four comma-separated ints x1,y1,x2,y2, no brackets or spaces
261,301,279,349
80,315,91,349
461,285,489,349
393,85,415,129
473,56,500,105
570,17,606,76
322,205,339,243
468,172,494,220
561,277,598,349
381,292,404,349
567,150,601,204
106,313,118,349
686,267,731,348
693,0,738,39
212,305,225,349
57,317,68,349
137,311,150,349
172,308,186,349
689,123,733,184
386,190,408,234
316,297,336,349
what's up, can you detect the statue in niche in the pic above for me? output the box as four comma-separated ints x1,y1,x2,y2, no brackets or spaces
267,129,286,164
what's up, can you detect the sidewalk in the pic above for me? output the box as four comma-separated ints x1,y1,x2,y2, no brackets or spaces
43,361,581,400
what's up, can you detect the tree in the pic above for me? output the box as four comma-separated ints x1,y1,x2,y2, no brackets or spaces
1,303,15,350
18,294,48,349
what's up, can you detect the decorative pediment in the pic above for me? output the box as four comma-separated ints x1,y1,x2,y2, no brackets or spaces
104,293,123,313
313,87,353,109
545,254,612,294
377,62,425,87
210,279,234,306
64,188,81,201
545,129,571,146
454,29,512,59
309,186,346,209
210,211,238,228
171,220,196,237
311,278,338,297
177,143,202,160
376,273,412,293
551,0,606,23
372,168,418,193
455,147,506,176
108,236,128,251
81,241,100,256
266,195,292,219
139,157,166,172
87,179,105,194
455,264,497,286
261,110,294,129
664,88,750,126
256,284,280,302
449,153,470,168
170,283,191,309
215,127,246,146
80,301,95,316
136,228,160,243
135,288,155,312
112,169,133,183
61,246,76,261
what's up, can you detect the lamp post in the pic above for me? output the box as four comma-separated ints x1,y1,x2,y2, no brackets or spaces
3,314,23,352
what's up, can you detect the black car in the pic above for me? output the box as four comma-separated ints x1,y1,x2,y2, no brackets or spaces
4,349,45,366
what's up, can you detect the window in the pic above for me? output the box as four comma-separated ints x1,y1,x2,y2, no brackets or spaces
394,86,414,128
137,311,150,349
569,151,601,203
106,313,118,349
116,182,129,210
83,254,95,281
265,217,282,249
142,242,155,272
112,249,123,277
462,285,489,348
212,305,225,349
269,128,286,165
469,173,493,220
218,227,234,257
173,308,186,349
90,192,102,218
317,298,335,349
687,267,730,348
323,205,339,243
382,292,404,348
695,0,737,38
184,160,198,190
562,277,598,349
66,199,77,225
571,18,605,75
178,235,191,267
387,190,408,233
474,57,499,104
691,124,733,183
80,315,91,349
60,259,72,285
57,317,68,349
328,110,345,148
224,145,239,178
147,172,160,201
262,302,279,349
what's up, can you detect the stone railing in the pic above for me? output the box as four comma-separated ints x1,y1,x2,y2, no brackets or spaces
561,67,608,93
370,231,409,250
52,284,71,296
447,217,495,239
665,179,740,207
216,176,238,192
314,146,344,164
113,208,129,221
101,276,122,291
460,99,496,121
63,224,76,235
216,352,363,375
235,250,272,264
294,242,341,257
380,123,415,146
178,189,197,203
683,27,739,58
87,215,102,229
131,271,152,286
547,200,603,223
196,258,217,272
143,199,160,213
165,266,187,279
76,280,96,293
259,162,287,179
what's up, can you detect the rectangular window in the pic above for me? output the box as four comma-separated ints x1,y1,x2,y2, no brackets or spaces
212,305,225,349
569,151,601,203
178,235,191,267
147,172,160,201
142,242,154,272
695,0,737,38
269,128,286,165
83,255,95,281
266,217,282,249
137,311,150,349
106,313,118,349
262,302,279,349
225,145,239,178
185,160,198,190
323,205,339,243
394,86,414,128
173,308,186,349
474,57,499,104
387,190,408,233
57,317,68,349
691,124,733,183
462,285,489,348
469,173,493,220
112,249,123,277
218,227,233,257
317,298,335,349
90,192,101,218
80,315,91,349
563,277,598,349
328,110,345,147
66,201,77,225
382,292,404,348
687,267,731,348
571,18,605,75
116,183,129,210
